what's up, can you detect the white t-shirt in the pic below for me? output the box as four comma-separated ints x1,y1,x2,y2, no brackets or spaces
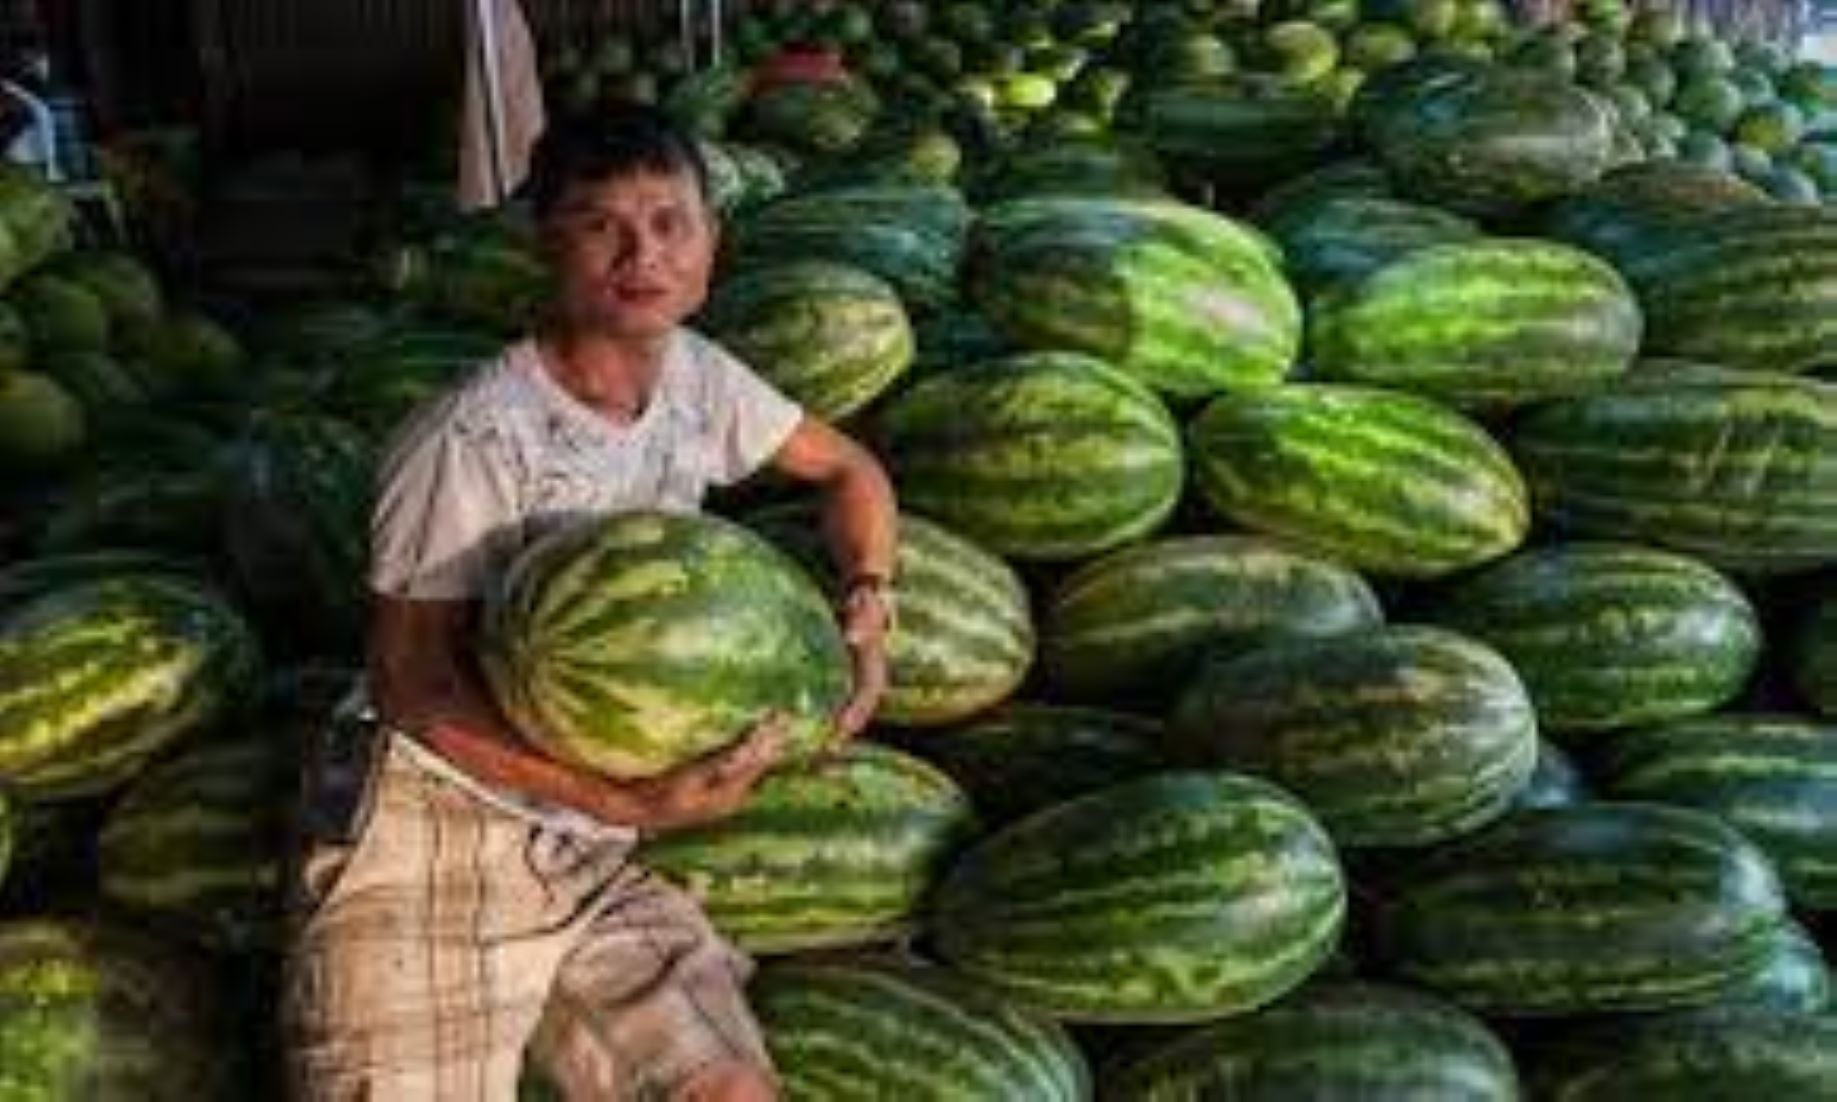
367,329,803,837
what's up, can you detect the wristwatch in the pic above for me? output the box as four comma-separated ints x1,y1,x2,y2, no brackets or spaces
840,572,897,635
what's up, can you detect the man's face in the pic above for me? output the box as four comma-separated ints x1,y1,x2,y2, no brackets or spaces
540,167,717,341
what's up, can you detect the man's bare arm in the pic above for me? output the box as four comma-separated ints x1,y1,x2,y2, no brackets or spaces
367,595,786,830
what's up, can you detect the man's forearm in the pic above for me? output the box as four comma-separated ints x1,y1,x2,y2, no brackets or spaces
820,455,898,582
375,665,667,828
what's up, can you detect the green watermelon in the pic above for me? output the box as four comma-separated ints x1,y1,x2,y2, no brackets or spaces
1592,714,1837,911
1041,535,1383,706
1511,371,1836,573
98,736,290,952
1370,66,1616,216
0,919,231,1099
879,352,1183,562
34,464,226,558
383,219,547,335
0,166,75,273
1171,625,1538,848
1617,204,1837,376
141,311,248,399
733,185,971,314
223,415,374,656
753,961,1088,1100
1425,543,1761,735
1187,384,1528,579
906,704,1164,828
41,351,153,415
1541,160,1766,272
480,512,850,780
639,743,975,953
51,252,163,343
1374,803,1789,1016
1716,920,1831,1014
0,551,204,611
932,771,1346,1022
1256,194,1481,296
1310,238,1641,410
1105,982,1518,1100
699,260,912,422
747,507,1033,727
324,326,500,435
1133,79,1344,192
0,576,260,799
1527,1010,1837,1099
969,195,1299,398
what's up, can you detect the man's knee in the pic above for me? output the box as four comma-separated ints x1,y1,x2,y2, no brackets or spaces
674,1061,777,1102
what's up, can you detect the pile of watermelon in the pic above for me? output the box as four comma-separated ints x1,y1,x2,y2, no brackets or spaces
1,0,1836,1095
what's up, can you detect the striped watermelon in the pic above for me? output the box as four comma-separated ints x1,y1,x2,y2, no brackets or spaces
879,352,1183,562
1512,371,1837,573
1425,543,1761,735
932,771,1346,1022
907,705,1165,828
1041,535,1383,707
1370,67,1616,217
638,743,974,953
1527,1010,1837,1099
1374,803,1789,1016
1541,160,1768,272
753,961,1089,1100
1187,385,1528,579
223,414,374,655
1717,920,1832,1014
732,185,971,314
0,576,261,799
1255,193,1481,295
1309,238,1642,410
324,327,501,436
1617,204,1837,375
1105,982,1519,1100
1797,588,1837,716
1592,714,1837,911
480,513,850,780
746,507,1034,727
0,551,204,610
969,195,1300,398
698,260,912,422
98,737,290,952
1171,626,1539,848
0,919,231,1099
383,218,547,335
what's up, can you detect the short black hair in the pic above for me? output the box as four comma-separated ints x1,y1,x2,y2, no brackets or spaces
524,103,710,220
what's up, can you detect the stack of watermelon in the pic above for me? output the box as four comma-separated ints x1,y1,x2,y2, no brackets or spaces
1,0,1835,1096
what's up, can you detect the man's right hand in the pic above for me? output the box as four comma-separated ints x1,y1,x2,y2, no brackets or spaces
624,713,792,832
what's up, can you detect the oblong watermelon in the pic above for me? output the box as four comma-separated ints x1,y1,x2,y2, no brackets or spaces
480,513,850,779
880,352,1184,562
1309,238,1642,410
908,704,1165,828
699,260,913,422
932,771,1346,1022
1425,542,1761,735
1104,982,1519,1100
0,576,261,799
99,736,291,952
639,743,975,953
1188,384,1528,579
0,919,232,1098
1041,535,1383,707
1593,714,1837,911
1512,371,1837,573
747,507,1034,727
753,961,1089,1101
969,195,1300,397
1171,625,1539,848
1374,802,1789,1016
1527,1010,1837,1100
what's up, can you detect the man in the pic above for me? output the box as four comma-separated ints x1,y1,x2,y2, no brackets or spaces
284,105,898,1101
